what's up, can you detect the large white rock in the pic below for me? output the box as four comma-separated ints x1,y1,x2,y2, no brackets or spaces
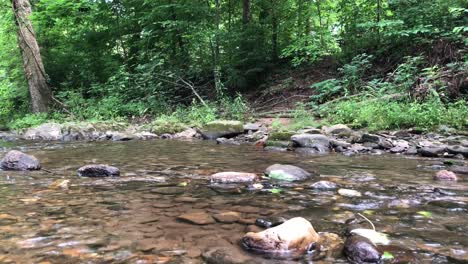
241,217,319,258
23,123,63,140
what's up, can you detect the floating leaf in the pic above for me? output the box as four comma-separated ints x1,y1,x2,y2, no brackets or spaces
269,188,282,194
363,210,374,215
178,182,188,187
268,170,295,181
417,211,432,218
350,229,390,245
382,251,394,260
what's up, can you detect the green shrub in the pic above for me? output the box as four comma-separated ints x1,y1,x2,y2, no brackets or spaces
323,98,467,131
8,113,49,131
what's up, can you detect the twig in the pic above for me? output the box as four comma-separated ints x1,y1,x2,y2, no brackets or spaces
357,213,376,231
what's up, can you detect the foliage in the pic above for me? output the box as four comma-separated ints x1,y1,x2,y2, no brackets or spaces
7,113,50,131
323,98,467,131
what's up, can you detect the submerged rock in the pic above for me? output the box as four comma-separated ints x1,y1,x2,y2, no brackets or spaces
23,123,63,140
265,164,313,181
291,134,330,152
311,181,338,190
178,212,215,225
344,235,381,264
212,212,242,223
0,150,41,171
77,164,120,177
200,120,244,140
434,170,458,181
210,172,257,183
338,188,362,197
309,232,345,260
241,217,320,259
255,216,287,228
202,246,253,264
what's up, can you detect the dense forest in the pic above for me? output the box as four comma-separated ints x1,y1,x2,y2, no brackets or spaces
0,0,467,131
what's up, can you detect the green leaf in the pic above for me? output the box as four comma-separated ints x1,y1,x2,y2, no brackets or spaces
382,251,394,260
178,182,188,187
417,211,432,218
268,170,295,181
269,188,282,194
363,210,374,215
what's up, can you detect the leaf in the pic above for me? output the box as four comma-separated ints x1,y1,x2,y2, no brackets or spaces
417,211,432,218
178,182,188,187
363,210,374,215
268,170,295,181
269,188,282,194
350,229,390,245
382,251,395,260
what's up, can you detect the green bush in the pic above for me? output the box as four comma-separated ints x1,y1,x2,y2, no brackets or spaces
7,113,49,131
323,98,467,131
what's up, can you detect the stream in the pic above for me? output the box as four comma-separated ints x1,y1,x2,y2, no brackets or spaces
0,140,466,263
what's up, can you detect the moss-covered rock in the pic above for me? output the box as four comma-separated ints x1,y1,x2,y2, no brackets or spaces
200,120,244,139
148,120,188,134
265,140,290,148
268,131,295,141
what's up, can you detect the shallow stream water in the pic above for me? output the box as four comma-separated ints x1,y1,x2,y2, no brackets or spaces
0,140,466,263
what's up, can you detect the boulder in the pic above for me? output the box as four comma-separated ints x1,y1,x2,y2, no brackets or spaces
77,164,120,177
243,123,260,132
200,120,244,140
447,145,468,158
360,134,381,144
344,235,381,264
291,134,330,152
418,146,447,157
174,128,198,139
450,165,468,175
110,132,135,141
241,217,320,259
322,124,352,137
389,140,410,153
23,123,63,140
255,217,287,228
178,212,215,225
434,170,458,181
216,138,241,145
0,150,41,171
134,131,158,140
311,181,338,190
210,172,257,184
265,164,313,181
268,131,295,141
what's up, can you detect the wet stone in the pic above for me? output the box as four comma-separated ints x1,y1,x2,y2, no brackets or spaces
344,235,381,264
202,246,253,264
255,216,287,228
338,188,362,197
177,212,215,225
265,164,314,181
0,150,41,171
212,212,241,223
210,172,257,184
434,170,458,181
77,164,120,177
311,180,338,190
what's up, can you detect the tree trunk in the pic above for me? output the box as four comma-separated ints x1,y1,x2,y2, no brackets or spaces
270,0,278,62
11,0,52,113
242,0,250,26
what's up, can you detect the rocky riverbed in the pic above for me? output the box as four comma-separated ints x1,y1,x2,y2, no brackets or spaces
0,123,466,263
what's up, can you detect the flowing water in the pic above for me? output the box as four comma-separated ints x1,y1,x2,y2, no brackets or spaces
0,140,466,263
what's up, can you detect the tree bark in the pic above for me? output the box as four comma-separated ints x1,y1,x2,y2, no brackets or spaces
11,0,52,113
271,0,278,62
242,0,250,26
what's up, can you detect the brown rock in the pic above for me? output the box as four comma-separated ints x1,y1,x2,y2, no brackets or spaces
177,212,215,225
212,212,242,223
434,170,458,181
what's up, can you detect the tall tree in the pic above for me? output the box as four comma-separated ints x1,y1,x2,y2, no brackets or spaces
242,0,250,26
11,0,52,113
